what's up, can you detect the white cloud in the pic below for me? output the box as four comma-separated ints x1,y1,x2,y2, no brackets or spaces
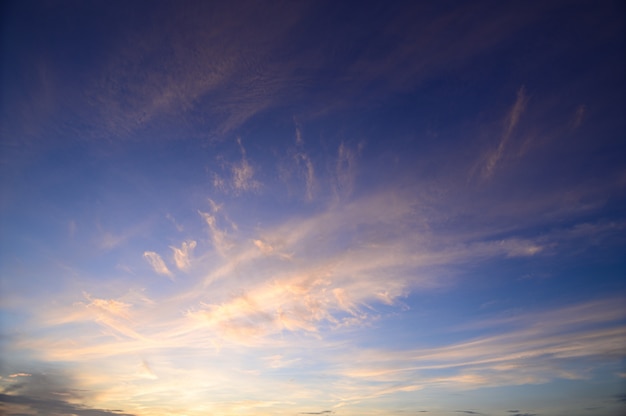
8,373,31,378
143,251,174,279
199,211,232,255
253,239,274,254
171,240,197,270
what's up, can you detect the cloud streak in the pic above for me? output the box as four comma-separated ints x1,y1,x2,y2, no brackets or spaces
170,240,196,271
142,251,173,279
482,86,528,178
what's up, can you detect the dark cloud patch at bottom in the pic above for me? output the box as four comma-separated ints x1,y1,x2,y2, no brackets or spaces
0,394,136,416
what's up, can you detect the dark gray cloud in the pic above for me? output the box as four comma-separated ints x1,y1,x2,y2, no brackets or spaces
0,372,135,416
455,411,483,415
299,411,333,415
0,393,135,416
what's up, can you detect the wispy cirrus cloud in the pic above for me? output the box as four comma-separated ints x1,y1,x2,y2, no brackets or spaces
142,251,173,279
198,210,233,256
232,139,260,192
336,298,626,377
8,260,625,414
481,86,528,178
294,124,317,201
213,138,261,194
334,142,359,200
170,240,196,271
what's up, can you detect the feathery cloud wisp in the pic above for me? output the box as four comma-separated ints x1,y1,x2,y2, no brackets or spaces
143,251,173,279
482,86,528,178
170,240,197,271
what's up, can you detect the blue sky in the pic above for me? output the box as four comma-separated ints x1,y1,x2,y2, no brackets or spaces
1,1,625,415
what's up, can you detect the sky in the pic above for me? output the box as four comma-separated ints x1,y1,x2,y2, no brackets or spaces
0,1,625,415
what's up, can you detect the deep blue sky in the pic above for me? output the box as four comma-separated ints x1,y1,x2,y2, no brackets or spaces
1,1,625,415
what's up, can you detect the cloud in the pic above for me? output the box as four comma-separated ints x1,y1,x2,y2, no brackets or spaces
302,155,316,201
253,239,274,255
79,293,147,341
331,297,626,397
160,187,625,347
66,1,315,141
7,374,31,378
334,142,358,199
212,138,261,194
331,383,423,408
166,213,184,232
233,138,260,192
481,86,528,178
142,251,173,279
294,150,316,202
232,159,257,191
264,354,301,369
0,371,135,416
198,211,232,255
295,122,304,146
292,123,317,201
0,393,136,416
170,240,197,270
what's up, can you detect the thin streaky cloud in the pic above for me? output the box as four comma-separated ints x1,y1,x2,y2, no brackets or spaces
334,142,358,199
297,151,317,202
8,373,31,378
482,86,528,178
198,210,233,255
294,122,304,146
142,251,173,279
292,123,316,200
